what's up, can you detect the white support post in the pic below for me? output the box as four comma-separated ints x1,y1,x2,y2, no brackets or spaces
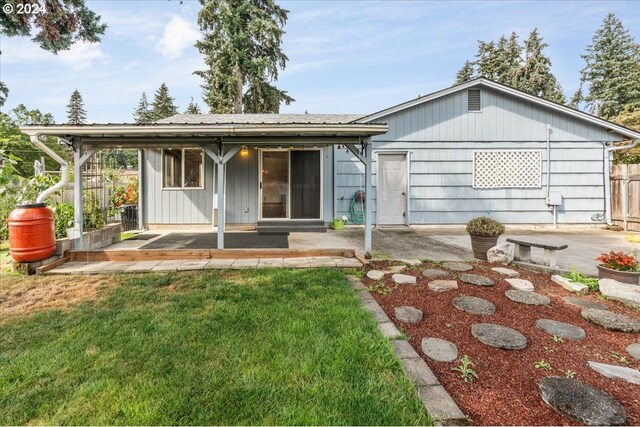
217,160,225,249
73,144,84,249
137,149,144,230
364,138,373,259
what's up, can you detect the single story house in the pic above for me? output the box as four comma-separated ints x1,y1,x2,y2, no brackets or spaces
21,78,639,257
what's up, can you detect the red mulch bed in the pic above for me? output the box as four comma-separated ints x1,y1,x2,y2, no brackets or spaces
365,261,640,426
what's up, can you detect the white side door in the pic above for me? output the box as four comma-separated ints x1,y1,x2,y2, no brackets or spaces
377,153,407,225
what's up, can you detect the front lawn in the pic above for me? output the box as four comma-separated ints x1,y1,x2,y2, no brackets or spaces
0,269,431,425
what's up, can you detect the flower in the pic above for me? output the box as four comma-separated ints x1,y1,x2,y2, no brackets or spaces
596,250,639,272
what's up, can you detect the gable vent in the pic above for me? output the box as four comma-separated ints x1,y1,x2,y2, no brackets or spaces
468,89,481,111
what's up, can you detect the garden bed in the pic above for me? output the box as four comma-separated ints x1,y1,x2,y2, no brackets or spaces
364,260,640,426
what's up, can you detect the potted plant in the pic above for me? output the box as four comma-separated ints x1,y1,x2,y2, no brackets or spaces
595,250,639,285
466,216,505,260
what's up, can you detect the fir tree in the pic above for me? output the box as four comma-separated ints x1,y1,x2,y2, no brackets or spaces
475,40,499,80
133,92,152,124
455,60,475,84
0,82,8,107
494,33,522,87
150,84,178,121
185,98,202,114
66,89,87,124
578,13,640,119
519,29,565,103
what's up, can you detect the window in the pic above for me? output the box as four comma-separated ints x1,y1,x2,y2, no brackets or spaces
473,150,541,188
162,148,204,189
468,88,481,111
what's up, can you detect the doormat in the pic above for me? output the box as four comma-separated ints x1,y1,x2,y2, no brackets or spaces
141,232,289,249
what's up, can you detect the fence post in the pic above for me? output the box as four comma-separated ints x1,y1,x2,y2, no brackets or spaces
622,164,629,231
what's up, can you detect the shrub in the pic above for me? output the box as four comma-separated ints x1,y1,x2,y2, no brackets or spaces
466,216,505,236
53,203,74,239
596,250,639,272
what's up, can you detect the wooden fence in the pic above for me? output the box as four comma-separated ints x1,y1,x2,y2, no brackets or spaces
611,164,640,231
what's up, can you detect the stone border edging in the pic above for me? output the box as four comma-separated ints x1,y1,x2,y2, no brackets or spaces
347,275,468,426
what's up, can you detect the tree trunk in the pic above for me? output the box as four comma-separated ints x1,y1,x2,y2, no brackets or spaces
233,69,243,114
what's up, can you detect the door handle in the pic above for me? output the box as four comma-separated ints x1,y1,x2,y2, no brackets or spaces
402,192,406,196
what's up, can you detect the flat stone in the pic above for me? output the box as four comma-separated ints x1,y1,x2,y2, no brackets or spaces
581,308,640,333
421,337,458,362
418,385,467,425
401,357,440,386
392,273,417,285
350,280,366,291
362,299,390,323
471,323,527,350
552,275,589,293
487,243,514,264
538,377,626,425
442,261,473,272
459,273,494,287
505,289,550,306
626,343,640,360
125,260,162,272
367,270,385,280
506,278,534,292
588,361,640,385
492,267,519,277
399,259,422,266
599,278,640,309
536,319,586,340
563,296,609,311
428,279,458,292
422,268,450,279
177,260,208,270
453,295,495,315
378,322,403,339
395,306,423,324
205,259,235,268
383,265,406,274
392,339,419,359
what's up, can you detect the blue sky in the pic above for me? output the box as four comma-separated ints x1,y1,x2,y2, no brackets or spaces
1,0,639,123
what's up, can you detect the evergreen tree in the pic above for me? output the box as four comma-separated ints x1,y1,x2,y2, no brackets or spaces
578,13,640,119
519,29,565,103
133,92,152,124
185,98,202,114
150,84,178,121
494,33,522,87
66,89,87,124
475,40,500,80
455,60,475,84
194,0,294,113
0,82,8,108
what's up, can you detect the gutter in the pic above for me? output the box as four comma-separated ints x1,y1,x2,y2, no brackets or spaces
602,139,638,225
30,135,69,203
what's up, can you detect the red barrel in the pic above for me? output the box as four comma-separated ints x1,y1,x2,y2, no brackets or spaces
8,202,57,263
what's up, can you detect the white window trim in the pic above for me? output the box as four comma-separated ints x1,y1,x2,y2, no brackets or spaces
161,148,205,190
472,149,542,189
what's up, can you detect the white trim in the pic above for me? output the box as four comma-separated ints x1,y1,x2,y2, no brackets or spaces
358,78,640,140
375,151,410,226
161,147,205,190
472,149,543,189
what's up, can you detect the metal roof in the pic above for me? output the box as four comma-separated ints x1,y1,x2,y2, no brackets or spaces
156,113,365,125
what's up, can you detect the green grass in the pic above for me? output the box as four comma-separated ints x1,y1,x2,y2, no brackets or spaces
0,269,431,425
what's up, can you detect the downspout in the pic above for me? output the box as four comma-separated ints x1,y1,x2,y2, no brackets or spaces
30,135,69,203
602,139,638,225
545,124,552,205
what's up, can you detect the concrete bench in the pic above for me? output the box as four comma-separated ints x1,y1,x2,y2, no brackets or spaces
506,238,568,267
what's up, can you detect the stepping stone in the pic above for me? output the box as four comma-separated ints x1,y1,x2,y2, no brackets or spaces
627,343,640,361
551,275,589,293
459,273,494,287
536,319,586,340
421,337,458,362
505,289,550,306
599,278,640,310
588,361,640,385
392,273,417,285
492,267,519,277
367,270,385,280
581,308,640,333
422,269,449,279
471,323,527,350
384,265,407,274
453,296,495,315
395,306,423,324
428,280,458,292
399,259,422,266
538,377,626,426
442,261,473,272
506,278,534,292
563,296,608,311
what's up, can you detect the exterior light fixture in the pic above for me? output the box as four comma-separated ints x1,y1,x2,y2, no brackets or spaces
240,146,249,158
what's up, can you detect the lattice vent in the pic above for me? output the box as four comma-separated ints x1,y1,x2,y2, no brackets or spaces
473,150,541,188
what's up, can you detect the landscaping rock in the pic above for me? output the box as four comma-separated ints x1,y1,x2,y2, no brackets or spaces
492,267,519,277
562,296,608,311
366,270,385,280
384,265,407,274
395,306,423,324
536,319,586,340
459,273,495,287
428,279,458,292
392,273,417,285
442,261,473,272
551,275,589,293
399,259,422,266
453,296,495,315
505,289,550,306
581,308,640,333
626,343,640,361
598,278,640,309
506,278,534,292
422,269,449,279
421,337,458,362
588,361,640,385
538,377,626,426
487,243,514,264
471,323,527,350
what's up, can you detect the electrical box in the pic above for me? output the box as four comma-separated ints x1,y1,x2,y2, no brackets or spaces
548,191,563,206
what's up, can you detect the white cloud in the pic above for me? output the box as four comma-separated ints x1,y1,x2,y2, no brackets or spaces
57,42,106,70
157,15,201,60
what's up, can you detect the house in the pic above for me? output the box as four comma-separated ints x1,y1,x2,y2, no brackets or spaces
21,78,639,257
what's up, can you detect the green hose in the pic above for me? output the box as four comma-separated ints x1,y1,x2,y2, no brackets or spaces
350,197,366,224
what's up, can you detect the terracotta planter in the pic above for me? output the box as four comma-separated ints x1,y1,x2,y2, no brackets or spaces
597,265,640,285
469,234,500,260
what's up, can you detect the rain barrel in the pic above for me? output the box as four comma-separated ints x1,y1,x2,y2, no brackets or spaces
8,202,57,263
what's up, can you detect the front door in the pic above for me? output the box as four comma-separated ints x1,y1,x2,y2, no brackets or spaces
377,153,407,225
